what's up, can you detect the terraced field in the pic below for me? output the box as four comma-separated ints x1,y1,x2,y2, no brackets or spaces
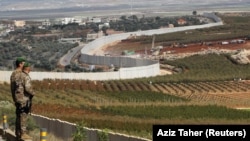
32,79,250,108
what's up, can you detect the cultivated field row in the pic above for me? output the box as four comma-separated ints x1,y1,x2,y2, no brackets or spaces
33,79,250,106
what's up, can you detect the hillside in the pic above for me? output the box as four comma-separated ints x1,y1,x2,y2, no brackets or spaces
1,12,250,140
2,53,250,140
100,12,250,65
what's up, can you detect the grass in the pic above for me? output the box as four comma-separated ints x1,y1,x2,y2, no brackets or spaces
135,53,250,83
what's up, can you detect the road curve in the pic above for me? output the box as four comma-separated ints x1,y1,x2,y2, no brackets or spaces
59,44,85,66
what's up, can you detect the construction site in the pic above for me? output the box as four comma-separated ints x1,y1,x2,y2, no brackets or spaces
87,34,250,74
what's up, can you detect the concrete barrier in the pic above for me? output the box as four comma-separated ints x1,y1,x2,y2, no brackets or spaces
0,127,17,141
31,114,151,141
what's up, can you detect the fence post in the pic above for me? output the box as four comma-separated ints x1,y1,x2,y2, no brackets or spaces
2,114,8,129
40,128,47,141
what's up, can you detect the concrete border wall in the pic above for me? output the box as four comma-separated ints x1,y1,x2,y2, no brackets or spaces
0,63,159,82
31,114,151,141
80,22,223,55
0,128,17,141
0,22,223,82
80,54,158,67
1,114,151,141
78,22,223,80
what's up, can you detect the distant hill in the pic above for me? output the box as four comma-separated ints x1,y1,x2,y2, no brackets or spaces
1,0,249,11
0,0,249,20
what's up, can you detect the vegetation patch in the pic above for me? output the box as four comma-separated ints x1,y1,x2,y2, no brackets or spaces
151,54,250,82
100,105,250,120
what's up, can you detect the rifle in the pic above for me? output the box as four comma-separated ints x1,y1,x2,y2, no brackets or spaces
26,95,33,114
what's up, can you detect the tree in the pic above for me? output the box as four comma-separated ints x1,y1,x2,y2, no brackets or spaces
129,15,138,22
120,15,127,21
155,16,161,21
101,26,109,35
193,10,197,16
247,35,250,40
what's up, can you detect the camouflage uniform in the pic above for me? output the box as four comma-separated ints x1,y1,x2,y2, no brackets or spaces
10,66,35,139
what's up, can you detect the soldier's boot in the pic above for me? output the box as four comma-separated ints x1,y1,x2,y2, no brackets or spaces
21,133,32,140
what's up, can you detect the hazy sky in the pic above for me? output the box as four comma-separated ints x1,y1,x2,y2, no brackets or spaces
0,0,249,11
0,0,249,19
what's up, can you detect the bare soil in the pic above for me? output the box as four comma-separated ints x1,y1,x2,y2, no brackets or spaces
102,40,250,56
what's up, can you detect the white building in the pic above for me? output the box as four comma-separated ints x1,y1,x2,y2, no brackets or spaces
14,20,26,27
61,17,83,25
61,18,75,25
73,18,83,24
59,38,82,44
99,22,110,29
42,20,51,26
0,24,6,29
88,17,102,23
86,31,104,41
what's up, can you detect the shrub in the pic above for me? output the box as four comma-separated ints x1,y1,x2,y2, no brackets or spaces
72,121,87,141
98,128,109,141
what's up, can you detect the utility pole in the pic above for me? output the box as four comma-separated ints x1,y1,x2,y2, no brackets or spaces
152,35,155,49
130,0,133,16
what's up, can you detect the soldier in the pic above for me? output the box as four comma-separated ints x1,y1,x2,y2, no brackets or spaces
21,62,35,115
10,58,35,140
19,62,35,140
10,57,26,104
10,57,26,140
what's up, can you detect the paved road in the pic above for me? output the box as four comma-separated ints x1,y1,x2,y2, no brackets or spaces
59,44,85,66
